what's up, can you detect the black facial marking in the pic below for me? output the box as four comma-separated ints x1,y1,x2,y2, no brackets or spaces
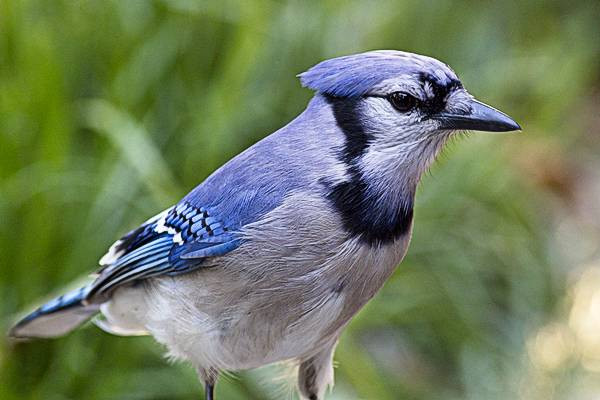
323,95,414,246
325,169,413,246
418,72,462,115
299,362,318,400
325,94,372,163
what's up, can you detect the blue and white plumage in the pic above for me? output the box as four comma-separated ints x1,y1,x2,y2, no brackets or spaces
10,50,520,400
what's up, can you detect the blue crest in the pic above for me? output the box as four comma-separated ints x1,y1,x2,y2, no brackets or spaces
298,50,459,98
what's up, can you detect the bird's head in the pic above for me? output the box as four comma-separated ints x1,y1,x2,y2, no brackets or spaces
300,50,520,181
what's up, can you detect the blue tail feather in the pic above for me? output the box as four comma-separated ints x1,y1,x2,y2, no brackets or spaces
9,286,98,339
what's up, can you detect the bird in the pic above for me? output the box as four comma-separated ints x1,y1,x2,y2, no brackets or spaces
9,50,521,400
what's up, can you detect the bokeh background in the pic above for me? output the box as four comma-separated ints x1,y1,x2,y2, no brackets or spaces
1,1,600,399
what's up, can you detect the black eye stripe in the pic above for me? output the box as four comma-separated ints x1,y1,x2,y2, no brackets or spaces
365,75,462,115
419,73,463,114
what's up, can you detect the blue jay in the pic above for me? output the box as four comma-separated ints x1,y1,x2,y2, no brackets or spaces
10,50,520,400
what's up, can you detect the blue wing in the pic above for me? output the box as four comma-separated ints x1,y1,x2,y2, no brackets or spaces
88,201,240,298
87,125,319,300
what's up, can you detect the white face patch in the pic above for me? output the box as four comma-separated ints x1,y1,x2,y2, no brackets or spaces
422,80,435,99
355,74,462,193
355,71,469,162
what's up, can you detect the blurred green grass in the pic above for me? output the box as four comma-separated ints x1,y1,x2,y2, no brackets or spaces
1,1,600,399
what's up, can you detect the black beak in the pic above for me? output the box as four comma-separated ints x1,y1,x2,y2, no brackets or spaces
434,99,521,132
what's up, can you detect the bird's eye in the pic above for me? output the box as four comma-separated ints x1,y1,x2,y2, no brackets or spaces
388,92,418,112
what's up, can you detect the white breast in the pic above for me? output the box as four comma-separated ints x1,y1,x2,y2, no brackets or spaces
107,192,411,372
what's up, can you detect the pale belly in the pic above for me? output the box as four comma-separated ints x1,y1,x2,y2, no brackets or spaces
101,193,411,371
139,235,408,371
142,276,351,370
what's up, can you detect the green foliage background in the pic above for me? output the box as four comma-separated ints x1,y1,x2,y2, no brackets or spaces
1,1,600,399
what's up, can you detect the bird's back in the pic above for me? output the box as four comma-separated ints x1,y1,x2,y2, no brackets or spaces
180,95,348,230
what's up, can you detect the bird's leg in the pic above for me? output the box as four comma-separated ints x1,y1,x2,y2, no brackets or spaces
204,381,214,400
198,367,219,400
298,340,338,400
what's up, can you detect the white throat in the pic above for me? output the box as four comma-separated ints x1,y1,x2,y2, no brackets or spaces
358,129,450,201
